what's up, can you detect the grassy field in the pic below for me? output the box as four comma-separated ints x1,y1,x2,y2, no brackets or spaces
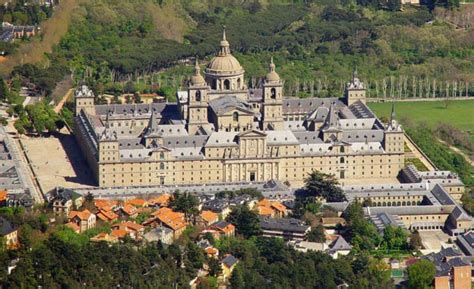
368,99,474,140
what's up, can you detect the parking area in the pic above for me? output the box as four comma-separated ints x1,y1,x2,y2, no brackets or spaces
20,130,95,193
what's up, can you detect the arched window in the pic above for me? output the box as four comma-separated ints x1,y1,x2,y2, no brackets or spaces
271,88,276,99
237,78,241,89
212,79,217,90
159,152,164,160
224,79,230,90
160,163,164,170
195,90,201,102
340,157,345,164
233,111,239,122
340,146,345,153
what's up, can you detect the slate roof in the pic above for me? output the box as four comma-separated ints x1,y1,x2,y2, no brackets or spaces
457,230,474,256
209,95,254,115
259,216,310,233
0,217,15,236
329,235,352,251
222,255,238,268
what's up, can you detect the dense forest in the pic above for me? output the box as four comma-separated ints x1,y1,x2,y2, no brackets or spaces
2,0,473,101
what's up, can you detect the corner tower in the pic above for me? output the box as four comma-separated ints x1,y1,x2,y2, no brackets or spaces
344,69,366,106
75,85,95,116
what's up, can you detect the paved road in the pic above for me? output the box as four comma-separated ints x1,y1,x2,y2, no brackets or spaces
0,126,43,204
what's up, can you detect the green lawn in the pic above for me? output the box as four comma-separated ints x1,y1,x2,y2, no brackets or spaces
368,100,474,140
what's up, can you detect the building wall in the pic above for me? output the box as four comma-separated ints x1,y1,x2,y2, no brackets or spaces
398,213,449,229
453,265,471,289
434,276,449,289
96,141,404,187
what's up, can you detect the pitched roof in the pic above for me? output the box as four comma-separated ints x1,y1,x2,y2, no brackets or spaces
212,220,235,234
111,229,128,238
120,204,138,216
68,209,93,221
0,190,7,202
329,236,352,251
65,222,80,233
112,221,144,232
97,209,119,222
124,198,147,207
148,194,171,207
200,210,218,223
222,255,239,268
0,217,16,236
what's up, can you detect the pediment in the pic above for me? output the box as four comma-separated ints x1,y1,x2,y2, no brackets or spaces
237,129,267,138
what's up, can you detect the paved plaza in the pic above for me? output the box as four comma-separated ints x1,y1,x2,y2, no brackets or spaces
20,130,95,193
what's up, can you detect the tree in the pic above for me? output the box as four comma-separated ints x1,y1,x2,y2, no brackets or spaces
382,225,408,250
387,0,401,11
409,231,422,250
229,265,245,289
308,224,326,242
226,205,261,238
207,257,222,277
169,191,199,222
0,78,8,101
407,259,435,289
305,170,346,202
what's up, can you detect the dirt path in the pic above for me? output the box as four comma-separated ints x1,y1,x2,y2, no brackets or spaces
54,88,73,113
0,0,83,75
437,138,474,166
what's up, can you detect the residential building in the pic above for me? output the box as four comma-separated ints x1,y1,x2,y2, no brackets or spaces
90,232,119,243
0,217,18,249
327,236,352,259
50,187,84,215
197,210,219,227
144,207,187,239
112,222,145,240
423,247,472,289
144,226,174,245
67,209,96,233
259,216,311,241
221,255,239,282
257,198,287,218
210,220,235,238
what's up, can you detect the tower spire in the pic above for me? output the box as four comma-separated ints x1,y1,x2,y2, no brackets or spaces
194,58,201,75
269,56,275,72
219,26,230,56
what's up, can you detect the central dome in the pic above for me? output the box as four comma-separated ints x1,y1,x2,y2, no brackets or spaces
205,28,244,76
206,54,243,75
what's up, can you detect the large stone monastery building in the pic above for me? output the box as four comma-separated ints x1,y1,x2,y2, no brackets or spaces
74,30,405,188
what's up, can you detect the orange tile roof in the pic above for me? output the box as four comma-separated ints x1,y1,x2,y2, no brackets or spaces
97,210,118,222
0,190,7,202
270,202,287,213
65,222,80,232
113,221,144,232
90,232,118,243
125,198,147,207
205,247,219,255
95,199,118,210
111,229,128,238
68,209,93,221
121,204,137,216
148,194,171,207
257,199,271,207
258,206,274,216
200,210,218,223
151,208,187,231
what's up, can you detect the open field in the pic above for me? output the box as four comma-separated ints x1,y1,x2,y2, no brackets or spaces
368,99,474,140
